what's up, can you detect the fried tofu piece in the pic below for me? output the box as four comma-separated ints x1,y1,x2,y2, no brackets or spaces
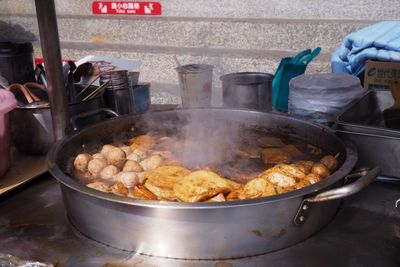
130,184,158,200
206,193,226,202
110,182,129,196
293,160,315,174
283,144,304,157
257,136,285,148
174,170,240,202
273,164,306,180
143,166,191,200
261,148,292,164
257,167,297,187
236,142,262,159
233,177,276,200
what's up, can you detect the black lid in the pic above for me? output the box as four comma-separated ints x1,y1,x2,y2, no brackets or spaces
0,42,33,55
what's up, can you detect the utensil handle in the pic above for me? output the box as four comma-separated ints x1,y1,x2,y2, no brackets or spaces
70,108,119,132
294,167,380,226
306,166,380,203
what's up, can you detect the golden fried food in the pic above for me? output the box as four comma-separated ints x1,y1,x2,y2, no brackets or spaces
305,173,321,184
320,155,339,172
106,147,127,169
143,166,191,200
294,180,311,189
206,193,226,202
123,160,143,172
294,160,314,174
257,136,285,148
234,177,276,200
276,185,295,194
262,148,292,164
273,164,306,180
110,182,129,196
74,153,92,172
283,144,304,157
258,170,296,187
130,184,158,200
311,163,330,178
174,170,239,202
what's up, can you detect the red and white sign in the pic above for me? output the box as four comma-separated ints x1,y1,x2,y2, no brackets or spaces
92,1,162,15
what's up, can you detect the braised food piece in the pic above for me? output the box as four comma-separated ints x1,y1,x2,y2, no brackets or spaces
115,172,139,188
129,135,156,150
234,177,276,200
311,163,330,179
305,173,321,184
294,160,314,174
106,147,127,169
110,182,129,196
283,144,304,157
123,160,143,172
143,166,191,200
236,142,262,159
100,144,117,156
87,181,110,192
257,136,285,148
307,144,322,155
320,155,339,172
140,155,162,171
273,164,306,180
174,170,240,202
206,193,226,202
258,170,296,187
73,153,92,172
262,148,292,164
276,185,295,194
100,165,119,180
88,158,107,177
130,184,158,200
294,180,311,189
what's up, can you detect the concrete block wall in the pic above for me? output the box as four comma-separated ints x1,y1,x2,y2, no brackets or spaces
0,0,397,105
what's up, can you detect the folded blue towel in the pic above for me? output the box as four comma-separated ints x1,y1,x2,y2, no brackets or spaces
331,21,400,76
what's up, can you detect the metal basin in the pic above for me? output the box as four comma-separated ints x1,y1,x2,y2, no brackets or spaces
48,108,378,260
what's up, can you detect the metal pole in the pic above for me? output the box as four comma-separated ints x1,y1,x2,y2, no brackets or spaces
34,0,69,140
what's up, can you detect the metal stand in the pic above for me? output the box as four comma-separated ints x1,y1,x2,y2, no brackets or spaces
34,0,69,140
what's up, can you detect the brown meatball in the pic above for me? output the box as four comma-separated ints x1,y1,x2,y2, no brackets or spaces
92,153,106,160
320,155,339,172
116,172,140,188
100,144,117,156
311,163,330,179
88,158,107,176
73,153,92,172
139,155,162,171
100,165,119,180
106,147,127,169
120,145,132,157
127,152,141,162
123,160,143,172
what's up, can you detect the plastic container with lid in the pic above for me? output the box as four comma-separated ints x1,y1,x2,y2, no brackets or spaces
0,89,17,177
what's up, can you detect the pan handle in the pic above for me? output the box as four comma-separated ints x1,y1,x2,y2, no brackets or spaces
70,108,119,132
294,166,380,225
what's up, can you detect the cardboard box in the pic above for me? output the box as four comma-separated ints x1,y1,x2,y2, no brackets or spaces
364,60,400,90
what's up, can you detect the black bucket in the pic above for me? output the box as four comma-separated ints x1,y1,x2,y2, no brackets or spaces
0,42,35,84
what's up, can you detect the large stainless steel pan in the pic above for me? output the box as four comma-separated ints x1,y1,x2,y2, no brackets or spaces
48,108,379,260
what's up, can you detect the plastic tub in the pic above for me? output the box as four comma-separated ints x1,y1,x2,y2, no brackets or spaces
0,89,17,177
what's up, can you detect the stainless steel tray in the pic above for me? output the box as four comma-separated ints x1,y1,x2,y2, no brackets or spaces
335,90,400,178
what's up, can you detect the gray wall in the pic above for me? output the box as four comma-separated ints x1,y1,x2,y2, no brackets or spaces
0,0,398,105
